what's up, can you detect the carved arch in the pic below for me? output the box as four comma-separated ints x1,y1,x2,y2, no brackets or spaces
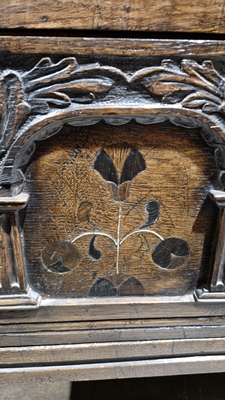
2,106,225,192
0,57,225,189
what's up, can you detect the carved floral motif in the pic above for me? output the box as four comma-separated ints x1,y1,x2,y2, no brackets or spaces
0,55,224,304
41,148,190,296
131,59,225,114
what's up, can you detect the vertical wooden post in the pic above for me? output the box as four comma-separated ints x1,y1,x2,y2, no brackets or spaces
209,190,225,292
0,193,41,309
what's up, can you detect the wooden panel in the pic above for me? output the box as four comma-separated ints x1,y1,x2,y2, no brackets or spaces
0,1,225,33
23,121,219,298
1,37,225,381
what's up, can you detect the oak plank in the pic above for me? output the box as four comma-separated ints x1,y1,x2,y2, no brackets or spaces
2,338,225,366
2,325,225,347
1,37,225,57
0,1,225,33
1,355,225,383
2,298,225,324
23,122,217,299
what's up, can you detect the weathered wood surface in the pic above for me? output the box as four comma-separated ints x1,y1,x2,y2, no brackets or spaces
2,319,225,346
1,338,225,366
3,297,225,324
1,37,225,57
24,122,218,298
0,0,225,33
3,320,225,345
0,51,224,310
0,38,225,381
0,382,71,399
2,355,225,383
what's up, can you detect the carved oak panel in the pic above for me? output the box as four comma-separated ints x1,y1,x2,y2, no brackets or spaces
23,122,218,299
0,49,225,313
3,38,225,382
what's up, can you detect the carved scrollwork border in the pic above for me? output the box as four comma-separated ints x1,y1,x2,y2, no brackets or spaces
0,57,225,189
1,56,225,309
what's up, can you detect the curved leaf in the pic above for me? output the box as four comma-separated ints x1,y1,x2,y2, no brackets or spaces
30,77,114,107
181,59,221,95
201,60,224,86
140,200,160,229
130,60,184,83
42,241,80,273
152,238,190,270
181,59,223,87
89,278,117,297
93,149,118,185
68,78,114,94
120,149,146,183
118,276,145,296
147,81,195,96
74,64,126,80
131,234,148,259
22,58,53,80
24,57,78,89
182,91,221,110
0,71,29,153
89,235,102,260
44,259,71,273
202,102,221,113
36,91,71,107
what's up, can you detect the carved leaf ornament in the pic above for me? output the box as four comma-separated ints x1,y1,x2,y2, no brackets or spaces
1,57,225,190
0,57,225,159
0,57,126,155
131,59,225,114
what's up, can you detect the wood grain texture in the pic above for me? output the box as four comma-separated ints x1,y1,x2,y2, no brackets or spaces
2,355,225,383
0,1,225,33
0,37,225,381
2,338,225,366
0,52,223,309
2,37,225,57
3,295,225,324
23,122,219,298
0,382,71,400
3,325,225,347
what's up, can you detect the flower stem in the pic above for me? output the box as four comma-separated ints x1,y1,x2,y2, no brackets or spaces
116,202,122,274
120,229,164,245
71,231,117,245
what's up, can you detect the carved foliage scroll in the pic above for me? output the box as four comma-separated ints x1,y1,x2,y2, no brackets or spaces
1,57,225,182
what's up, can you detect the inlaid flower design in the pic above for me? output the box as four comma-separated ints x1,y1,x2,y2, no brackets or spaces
41,147,190,296
93,148,146,202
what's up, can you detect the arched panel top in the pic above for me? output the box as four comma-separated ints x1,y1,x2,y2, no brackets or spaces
0,56,225,193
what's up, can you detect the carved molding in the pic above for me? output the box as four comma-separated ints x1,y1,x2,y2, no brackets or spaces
1,57,225,190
